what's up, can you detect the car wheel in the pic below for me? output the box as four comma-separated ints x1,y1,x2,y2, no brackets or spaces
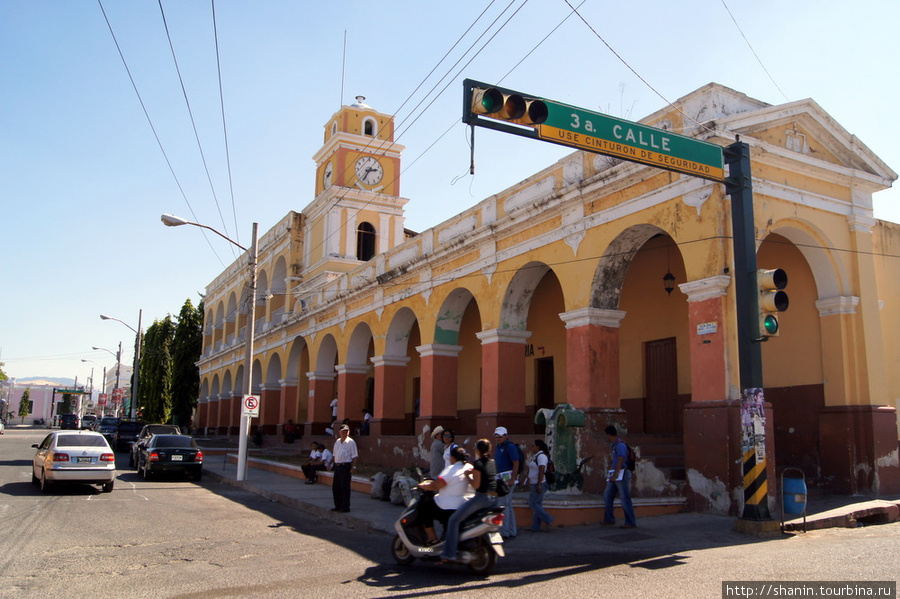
40,469,53,494
102,480,114,493
192,468,203,482
32,468,39,486
142,463,152,480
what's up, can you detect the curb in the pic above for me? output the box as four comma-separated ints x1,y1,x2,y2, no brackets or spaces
204,468,390,535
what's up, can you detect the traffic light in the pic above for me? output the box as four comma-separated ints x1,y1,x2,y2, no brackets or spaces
468,84,549,127
757,268,788,337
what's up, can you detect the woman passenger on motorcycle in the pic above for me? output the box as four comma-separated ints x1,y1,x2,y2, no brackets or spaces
416,446,474,546
440,438,498,564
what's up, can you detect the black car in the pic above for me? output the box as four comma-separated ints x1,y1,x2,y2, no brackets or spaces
129,424,181,468
113,420,145,452
98,417,121,445
135,434,203,481
59,414,80,430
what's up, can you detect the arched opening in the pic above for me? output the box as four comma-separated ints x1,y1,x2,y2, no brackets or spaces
357,222,376,261
363,117,376,137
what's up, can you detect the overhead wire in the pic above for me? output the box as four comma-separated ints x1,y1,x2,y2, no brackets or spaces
561,0,726,138
719,0,790,102
310,0,529,262
96,0,226,267
157,0,235,257
211,0,241,247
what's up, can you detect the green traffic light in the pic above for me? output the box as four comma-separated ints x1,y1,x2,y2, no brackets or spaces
762,314,779,335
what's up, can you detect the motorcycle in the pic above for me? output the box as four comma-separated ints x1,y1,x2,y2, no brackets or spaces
390,489,506,575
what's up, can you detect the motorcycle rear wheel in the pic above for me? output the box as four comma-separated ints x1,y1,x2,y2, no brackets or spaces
391,534,415,565
466,539,497,575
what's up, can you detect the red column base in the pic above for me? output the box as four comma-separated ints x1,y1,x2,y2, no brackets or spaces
820,405,900,495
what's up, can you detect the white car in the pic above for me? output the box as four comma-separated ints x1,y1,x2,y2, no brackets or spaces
32,430,116,493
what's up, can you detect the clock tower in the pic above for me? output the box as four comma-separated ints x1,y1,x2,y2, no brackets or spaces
302,96,409,281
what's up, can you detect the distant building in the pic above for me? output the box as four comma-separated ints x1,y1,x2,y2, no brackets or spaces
1,380,80,425
194,85,899,514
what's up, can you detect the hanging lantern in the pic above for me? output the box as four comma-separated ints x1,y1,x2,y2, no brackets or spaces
663,271,676,295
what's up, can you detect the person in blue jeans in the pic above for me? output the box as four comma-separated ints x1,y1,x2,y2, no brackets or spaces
526,439,554,532
493,426,520,539
602,425,636,528
440,438,498,563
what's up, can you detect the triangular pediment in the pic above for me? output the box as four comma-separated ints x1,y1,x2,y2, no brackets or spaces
719,96,895,182
641,83,895,185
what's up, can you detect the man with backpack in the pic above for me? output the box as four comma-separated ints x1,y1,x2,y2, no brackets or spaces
601,425,637,529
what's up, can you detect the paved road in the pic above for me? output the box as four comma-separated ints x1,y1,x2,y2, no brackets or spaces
1,428,897,599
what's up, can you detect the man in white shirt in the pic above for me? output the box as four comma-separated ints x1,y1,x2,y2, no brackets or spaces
331,424,358,512
301,442,332,484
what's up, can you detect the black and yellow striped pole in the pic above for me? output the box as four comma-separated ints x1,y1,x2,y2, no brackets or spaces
740,388,770,520
725,140,772,521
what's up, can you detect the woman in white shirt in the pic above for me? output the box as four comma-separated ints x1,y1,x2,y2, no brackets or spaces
416,446,474,545
526,439,555,532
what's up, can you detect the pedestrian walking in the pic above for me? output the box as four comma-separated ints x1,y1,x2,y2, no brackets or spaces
526,439,554,532
602,425,636,528
331,424,358,512
493,426,520,539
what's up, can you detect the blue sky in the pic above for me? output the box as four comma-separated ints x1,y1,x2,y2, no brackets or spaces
2,0,897,382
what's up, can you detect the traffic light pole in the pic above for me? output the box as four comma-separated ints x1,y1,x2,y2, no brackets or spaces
724,139,763,390
724,138,771,521
462,81,772,521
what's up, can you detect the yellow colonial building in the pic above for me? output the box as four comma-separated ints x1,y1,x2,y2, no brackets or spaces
195,87,900,514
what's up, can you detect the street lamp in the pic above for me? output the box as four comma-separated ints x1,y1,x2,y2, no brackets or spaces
161,213,259,482
90,342,123,416
100,312,143,420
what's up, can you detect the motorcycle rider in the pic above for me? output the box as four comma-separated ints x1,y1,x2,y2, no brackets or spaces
416,446,474,545
440,438,497,564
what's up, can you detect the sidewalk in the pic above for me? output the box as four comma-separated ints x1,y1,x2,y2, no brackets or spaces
200,447,900,544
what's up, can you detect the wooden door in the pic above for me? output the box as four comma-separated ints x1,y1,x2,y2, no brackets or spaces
644,337,678,434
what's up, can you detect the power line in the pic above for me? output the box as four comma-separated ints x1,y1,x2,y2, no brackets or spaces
97,0,226,267
720,0,790,102
157,0,235,256
211,0,241,248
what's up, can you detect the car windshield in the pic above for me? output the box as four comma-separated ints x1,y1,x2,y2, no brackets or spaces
146,425,179,435
154,436,196,449
57,435,107,448
100,418,119,426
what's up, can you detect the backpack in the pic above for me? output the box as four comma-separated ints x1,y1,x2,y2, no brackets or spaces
622,442,636,472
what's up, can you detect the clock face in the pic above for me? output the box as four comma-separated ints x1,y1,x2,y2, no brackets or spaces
355,156,383,186
323,162,333,189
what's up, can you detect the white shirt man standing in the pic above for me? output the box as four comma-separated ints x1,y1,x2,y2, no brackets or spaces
331,424,358,513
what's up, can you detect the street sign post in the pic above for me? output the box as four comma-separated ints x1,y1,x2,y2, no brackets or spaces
539,102,724,181
463,79,725,182
242,395,260,418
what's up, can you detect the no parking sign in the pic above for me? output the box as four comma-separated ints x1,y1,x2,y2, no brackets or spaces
242,395,260,417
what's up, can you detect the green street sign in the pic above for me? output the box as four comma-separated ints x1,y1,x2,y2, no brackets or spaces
539,101,724,182
463,79,725,182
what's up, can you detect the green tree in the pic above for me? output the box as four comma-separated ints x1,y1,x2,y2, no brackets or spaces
18,388,31,423
0,361,8,382
60,393,73,415
171,299,203,429
139,315,175,423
